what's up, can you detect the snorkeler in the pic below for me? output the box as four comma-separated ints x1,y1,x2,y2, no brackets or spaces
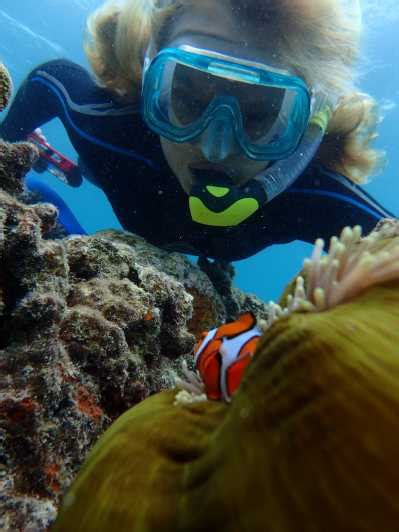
0,0,394,260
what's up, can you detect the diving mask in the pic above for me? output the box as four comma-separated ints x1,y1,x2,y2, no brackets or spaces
142,44,312,161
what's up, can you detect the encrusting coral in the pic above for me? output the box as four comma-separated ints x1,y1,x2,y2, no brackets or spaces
0,65,269,531
0,63,40,197
0,139,40,195
53,219,399,532
0,63,12,112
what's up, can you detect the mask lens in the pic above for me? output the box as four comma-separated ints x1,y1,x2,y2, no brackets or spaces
167,62,296,146
242,88,301,147
170,64,216,125
240,85,286,142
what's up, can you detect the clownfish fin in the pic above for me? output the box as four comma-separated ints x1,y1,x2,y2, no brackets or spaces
215,311,257,340
195,338,222,373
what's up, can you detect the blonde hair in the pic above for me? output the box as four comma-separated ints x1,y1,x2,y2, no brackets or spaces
85,0,384,183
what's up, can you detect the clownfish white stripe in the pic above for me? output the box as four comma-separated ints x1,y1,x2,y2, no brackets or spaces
220,327,262,402
194,328,218,366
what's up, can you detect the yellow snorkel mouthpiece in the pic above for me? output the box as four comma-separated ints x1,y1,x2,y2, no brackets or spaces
189,183,265,227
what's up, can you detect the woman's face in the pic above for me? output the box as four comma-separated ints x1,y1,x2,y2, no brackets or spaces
158,0,282,194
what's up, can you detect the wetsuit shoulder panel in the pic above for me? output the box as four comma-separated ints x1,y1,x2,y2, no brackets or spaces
289,164,394,236
0,60,83,141
257,163,395,250
0,59,132,142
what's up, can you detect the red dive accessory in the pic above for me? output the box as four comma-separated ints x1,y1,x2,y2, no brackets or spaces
27,131,82,187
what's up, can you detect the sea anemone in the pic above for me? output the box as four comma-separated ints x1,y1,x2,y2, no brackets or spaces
53,219,399,532
275,219,399,315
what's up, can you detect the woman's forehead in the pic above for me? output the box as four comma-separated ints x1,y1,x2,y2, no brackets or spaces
163,0,282,66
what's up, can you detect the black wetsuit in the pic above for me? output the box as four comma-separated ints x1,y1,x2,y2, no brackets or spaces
0,59,393,261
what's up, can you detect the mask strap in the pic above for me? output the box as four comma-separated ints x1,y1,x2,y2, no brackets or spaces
141,40,156,92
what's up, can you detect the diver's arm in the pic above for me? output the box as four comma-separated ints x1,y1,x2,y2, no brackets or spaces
0,59,95,143
283,165,395,245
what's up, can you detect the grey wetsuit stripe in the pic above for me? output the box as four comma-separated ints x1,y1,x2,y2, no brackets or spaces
36,70,139,116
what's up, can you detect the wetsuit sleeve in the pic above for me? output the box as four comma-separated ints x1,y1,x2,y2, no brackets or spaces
274,165,395,245
0,59,82,142
227,164,396,261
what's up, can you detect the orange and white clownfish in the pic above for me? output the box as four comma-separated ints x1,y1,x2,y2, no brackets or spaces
194,312,262,402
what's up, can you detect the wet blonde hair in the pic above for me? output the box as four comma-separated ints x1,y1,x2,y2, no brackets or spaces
85,0,384,183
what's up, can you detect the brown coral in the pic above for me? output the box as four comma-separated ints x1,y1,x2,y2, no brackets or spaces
0,61,39,197
0,62,12,112
0,212,268,529
0,140,39,195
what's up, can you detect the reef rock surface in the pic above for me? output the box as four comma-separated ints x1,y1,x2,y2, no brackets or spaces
0,65,269,531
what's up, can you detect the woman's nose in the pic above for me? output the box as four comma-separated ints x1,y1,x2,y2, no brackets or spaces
199,117,239,162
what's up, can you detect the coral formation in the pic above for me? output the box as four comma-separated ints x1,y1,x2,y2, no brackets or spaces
0,139,40,195
197,256,239,319
1,62,40,197
0,63,39,195
0,63,12,112
53,220,399,532
0,65,270,530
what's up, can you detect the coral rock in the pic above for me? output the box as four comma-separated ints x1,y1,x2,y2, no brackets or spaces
0,222,268,530
0,63,12,112
0,140,39,195
0,179,269,532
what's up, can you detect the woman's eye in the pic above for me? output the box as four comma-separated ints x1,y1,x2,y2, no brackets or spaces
245,114,259,124
246,113,269,126
172,93,205,123
175,95,203,110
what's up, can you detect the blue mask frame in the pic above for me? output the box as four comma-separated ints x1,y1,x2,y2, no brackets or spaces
141,45,312,161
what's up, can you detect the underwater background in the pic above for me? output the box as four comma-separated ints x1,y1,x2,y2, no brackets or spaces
0,0,398,301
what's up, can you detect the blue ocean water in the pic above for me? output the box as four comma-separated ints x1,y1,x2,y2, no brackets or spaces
0,0,398,301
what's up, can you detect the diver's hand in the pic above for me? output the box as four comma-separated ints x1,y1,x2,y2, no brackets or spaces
30,128,50,173
31,127,47,144
28,129,82,187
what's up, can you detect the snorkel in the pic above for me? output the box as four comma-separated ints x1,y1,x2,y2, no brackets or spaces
253,105,331,203
189,102,332,227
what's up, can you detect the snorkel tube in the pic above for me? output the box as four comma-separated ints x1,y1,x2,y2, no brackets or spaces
253,106,331,203
189,105,332,227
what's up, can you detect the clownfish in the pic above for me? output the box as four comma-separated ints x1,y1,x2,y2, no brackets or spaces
194,312,262,402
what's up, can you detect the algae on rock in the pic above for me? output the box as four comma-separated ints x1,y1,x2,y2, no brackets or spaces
0,63,12,112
